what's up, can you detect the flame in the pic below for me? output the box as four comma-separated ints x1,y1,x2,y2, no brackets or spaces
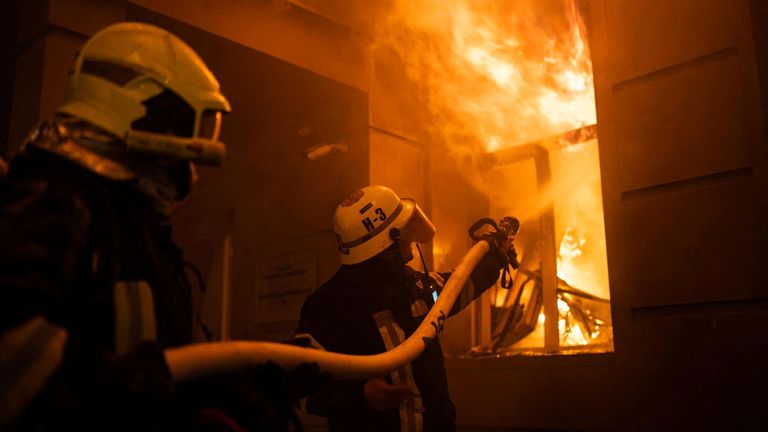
374,0,596,152
375,1,612,351
493,286,507,307
557,224,587,287
558,298,589,346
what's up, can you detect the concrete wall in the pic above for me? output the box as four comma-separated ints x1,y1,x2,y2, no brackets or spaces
596,0,768,428
6,0,125,155
0,1,21,157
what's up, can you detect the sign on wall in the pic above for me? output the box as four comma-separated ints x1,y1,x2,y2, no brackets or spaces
255,251,317,324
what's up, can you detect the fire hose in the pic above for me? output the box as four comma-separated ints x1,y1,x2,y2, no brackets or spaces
165,217,519,382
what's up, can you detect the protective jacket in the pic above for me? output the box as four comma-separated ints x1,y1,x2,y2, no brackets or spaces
297,246,505,432
0,146,191,430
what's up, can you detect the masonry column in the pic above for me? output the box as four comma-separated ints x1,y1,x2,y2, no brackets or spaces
7,0,125,154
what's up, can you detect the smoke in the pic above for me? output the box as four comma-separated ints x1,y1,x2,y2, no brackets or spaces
372,0,609,297
372,0,596,157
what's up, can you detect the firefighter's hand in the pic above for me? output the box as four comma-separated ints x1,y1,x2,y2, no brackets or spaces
364,378,415,412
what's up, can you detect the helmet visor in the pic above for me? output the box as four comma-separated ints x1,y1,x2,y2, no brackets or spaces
399,200,435,244
198,110,222,141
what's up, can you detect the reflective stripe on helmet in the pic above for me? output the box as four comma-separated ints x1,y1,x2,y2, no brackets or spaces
334,186,434,265
341,202,403,249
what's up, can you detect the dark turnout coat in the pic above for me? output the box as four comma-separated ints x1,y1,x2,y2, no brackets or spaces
297,247,505,432
0,148,315,431
0,148,192,430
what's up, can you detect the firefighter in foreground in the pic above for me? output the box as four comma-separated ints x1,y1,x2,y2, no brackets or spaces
297,185,511,432
0,22,308,431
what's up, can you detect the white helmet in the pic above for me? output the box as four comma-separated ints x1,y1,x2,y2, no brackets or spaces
58,22,231,165
334,185,436,265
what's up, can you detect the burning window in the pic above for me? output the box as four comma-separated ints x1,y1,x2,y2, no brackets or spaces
481,124,613,355
375,0,612,354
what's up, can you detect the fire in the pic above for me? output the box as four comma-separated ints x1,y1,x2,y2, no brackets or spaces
557,224,587,289
558,298,589,346
374,0,596,152
375,1,612,352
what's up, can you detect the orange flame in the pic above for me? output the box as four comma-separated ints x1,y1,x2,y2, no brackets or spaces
374,0,596,151
375,1,612,350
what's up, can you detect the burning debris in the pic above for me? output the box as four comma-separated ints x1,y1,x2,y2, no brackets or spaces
485,266,612,353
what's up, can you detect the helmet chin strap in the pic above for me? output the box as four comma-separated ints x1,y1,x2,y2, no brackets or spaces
390,228,432,285
415,243,429,274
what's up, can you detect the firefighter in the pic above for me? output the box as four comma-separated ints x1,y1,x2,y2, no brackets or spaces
296,185,509,432
0,22,234,430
